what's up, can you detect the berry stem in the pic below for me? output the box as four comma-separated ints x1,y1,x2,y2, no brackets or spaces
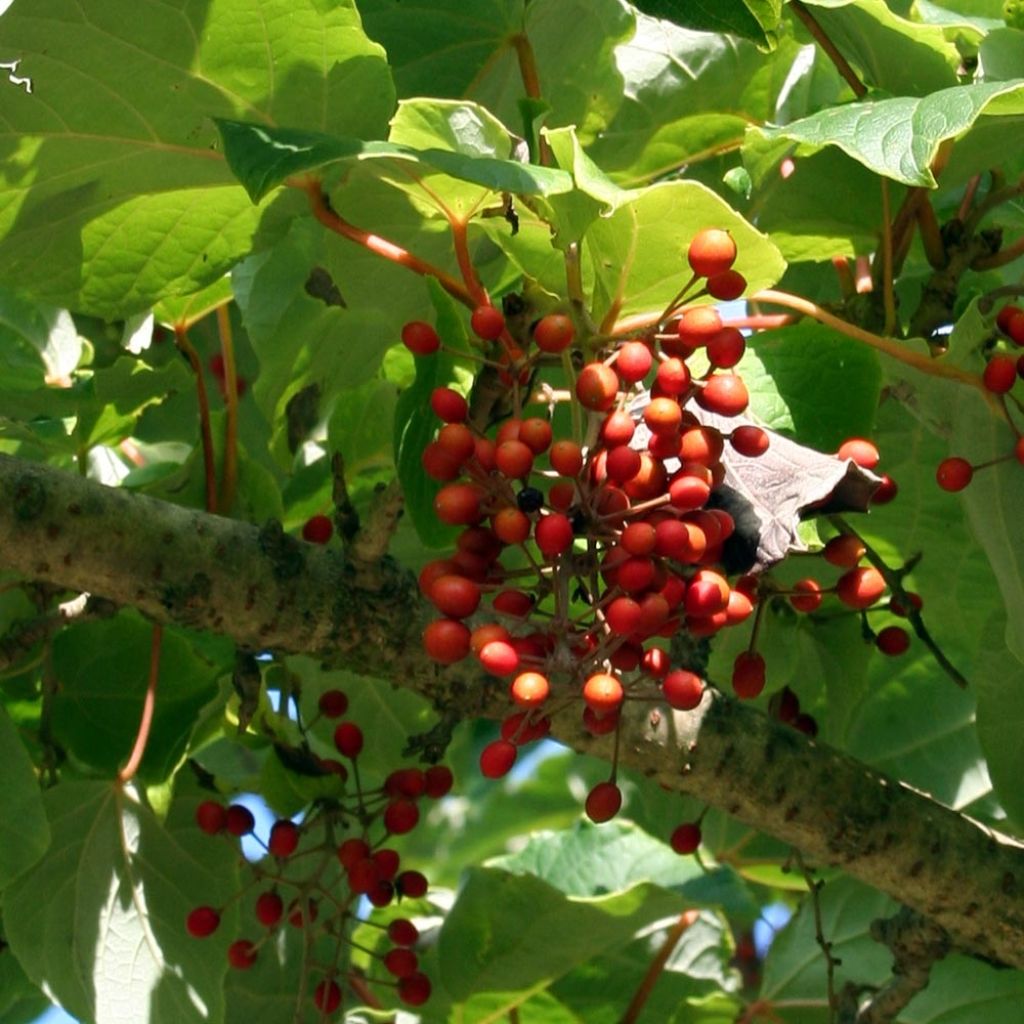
827,516,968,689
117,623,162,784
215,303,239,514
751,289,998,405
173,324,218,514
449,215,488,306
302,178,476,309
789,0,866,98
509,32,551,166
620,910,700,1024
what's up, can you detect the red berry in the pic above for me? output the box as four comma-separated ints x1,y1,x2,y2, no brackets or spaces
434,482,482,526
550,439,584,476
384,768,426,800
677,306,723,347
576,362,619,411
730,425,769,458
186,906,220,938
706,327,745,368
401,321,440,355
1009,311,1024,345
997,303,1022,336
768,686,800,724
823,534,865,568
706,269,746,300
255,890,284,928
670,822,702,855
501,711,552,744
384,799,420,835
429,574,482,619
227,939,257,970
317,689,348,718
836,567,886,609
662,669,703,710
732,651,766,699
384,947,420,978
302,514,333,544
268,820,300,858
397,972,432,1006
422,618,471,664
195,800,226,835
535,513,574,558
585,781,623,823
337,837,371,868
430,386,468,422
984,355,1017,394
688,229,737,278
534,312,575,352
424,765,454,798
334,721,364,758
582,672,624,717
471,304,505,340
616,340,654,382
397,870,429,899
314,979,342,1014
837,437,880,469
225,804,255,836
789,578,822,613
510,671,550,708
480,739,517,778
936,457,973,492
697,374,748,417
876,625,911,656
871,473,899,505
389,919,420,946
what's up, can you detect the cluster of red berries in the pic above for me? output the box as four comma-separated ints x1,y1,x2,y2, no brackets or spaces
403,228,900,838
936,302,1024,492
185,687,450,1013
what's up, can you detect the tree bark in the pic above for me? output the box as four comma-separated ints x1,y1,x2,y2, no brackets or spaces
2,452,1023,968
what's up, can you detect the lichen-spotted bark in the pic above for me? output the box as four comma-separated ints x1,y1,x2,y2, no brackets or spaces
2,452,1023,968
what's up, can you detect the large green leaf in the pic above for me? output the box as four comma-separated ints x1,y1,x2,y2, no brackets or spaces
756,79,1024,186
216,106,572,205
3,783,240,1024
0,704,49,886
632,0,781,48
50,614,223,781
797,0,961,94
358,0,634,145
438,866,686,1002
0,0,394,317
588,16,802,185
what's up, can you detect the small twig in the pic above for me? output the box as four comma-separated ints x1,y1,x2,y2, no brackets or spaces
331,453,361,544
216,303,239,514
827,517,968,688
972,233,1024,271
751,290,994,402
348,481,405,566
957,174,982,222
789,0,867,98
964,173,1024,234
877,179,897,336
509,32,550,166
619,910,700,1024
915,200,947,270
793,850,839,1023
302,179,476,309
117,624,162,784
174,325,218,513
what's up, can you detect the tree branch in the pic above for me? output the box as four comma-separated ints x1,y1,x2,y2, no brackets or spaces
2,453,1024,969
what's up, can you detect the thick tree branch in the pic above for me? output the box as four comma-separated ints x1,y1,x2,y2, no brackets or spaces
2,454,1024,969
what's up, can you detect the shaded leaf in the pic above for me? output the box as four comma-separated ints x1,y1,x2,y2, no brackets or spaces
0,703,49,886
632,0,781,48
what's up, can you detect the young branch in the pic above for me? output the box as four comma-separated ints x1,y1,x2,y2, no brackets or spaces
302,179,476,309
117,624,162,784
173,325,218,513
2,454,1024,970
215,303,239,514
620,910,700,1024
788,1,867,98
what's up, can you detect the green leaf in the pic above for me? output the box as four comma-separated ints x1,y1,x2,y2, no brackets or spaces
756,79,1024,186
216,106,572,205
359,0,635,145
979,28,1024,80
796,0,961,94
632,0,781,48
490,819,757,917
587,16,801,185
0,0,394,317
745,321,883,450
50,614,222,781
3,783,239,1024
0,947,49,1024
0,704,49,886
438,866,685,1001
